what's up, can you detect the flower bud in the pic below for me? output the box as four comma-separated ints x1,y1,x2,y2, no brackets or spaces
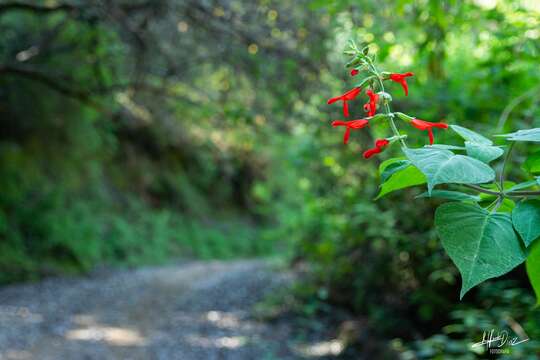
395,112,414,122
380,72,391,80
378,91,392,103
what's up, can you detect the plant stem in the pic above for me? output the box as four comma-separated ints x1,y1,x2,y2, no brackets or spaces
364,57,407,149
506,190,540,196
462,184,540,198
462,184,500,196
354,48,539,200
491,196,504,213
499,141,515,195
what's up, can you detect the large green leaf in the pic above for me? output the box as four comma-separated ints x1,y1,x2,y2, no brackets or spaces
464,141,504,164
512,200,540,247
450,125,492,145
416,190,480,202
405,148,495,194
449,125,503,163
435,202,527,299
526,240,540,305
498,128,540,142
427,144,466,151
376,161,426,199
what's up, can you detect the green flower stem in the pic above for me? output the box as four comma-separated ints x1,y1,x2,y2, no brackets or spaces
490,196,504,213
363,56,407,149
500,141,515,195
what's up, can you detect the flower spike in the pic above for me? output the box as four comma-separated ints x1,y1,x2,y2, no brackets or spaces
389,72,414,96
332,119,369,144
327,87,362,117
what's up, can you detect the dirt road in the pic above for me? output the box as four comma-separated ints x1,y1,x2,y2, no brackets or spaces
0,260,328,360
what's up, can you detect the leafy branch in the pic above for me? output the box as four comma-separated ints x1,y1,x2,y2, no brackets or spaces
327,41,540,301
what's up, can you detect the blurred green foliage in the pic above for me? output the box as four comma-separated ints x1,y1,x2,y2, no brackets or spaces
1,0,540,357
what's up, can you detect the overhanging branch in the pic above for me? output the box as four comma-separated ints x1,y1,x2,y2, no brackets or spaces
0,2,76,15
0,64,104,111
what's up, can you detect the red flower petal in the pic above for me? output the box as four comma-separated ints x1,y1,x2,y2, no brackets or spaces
343,127,351,144
331,119,370,144
327,88,362,117
365,90,379,117
375,139,390,148
410,119,448,145
389,72,414,96
363,147,382,159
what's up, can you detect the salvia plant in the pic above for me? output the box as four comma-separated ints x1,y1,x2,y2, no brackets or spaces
327,41,540,300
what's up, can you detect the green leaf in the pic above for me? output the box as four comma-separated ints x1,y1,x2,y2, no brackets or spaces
416,190,481,202
450,125,492,145
376,164,426,199
498,128,540,142
512,200,540,247
496,198,516,213
477,182,516,201
405,148,495,194
379,159,410,183
464,141,504,164
526,240,540,305
427,144,466,151
507,178,540,192
435,202,527,299
523,151,540,174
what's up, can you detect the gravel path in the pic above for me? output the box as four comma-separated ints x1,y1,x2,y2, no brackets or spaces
0,260,328,360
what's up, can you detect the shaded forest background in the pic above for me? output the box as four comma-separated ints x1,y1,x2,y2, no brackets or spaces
1,0,540,357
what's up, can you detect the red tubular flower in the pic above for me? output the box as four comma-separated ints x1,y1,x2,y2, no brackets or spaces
327,87,362,117
363,147,382,159
363,138,390,159
363,89,379,117
332,119,369,144
410,119,448,145
389,72,414,96
375,139,390,148
350,69,359,76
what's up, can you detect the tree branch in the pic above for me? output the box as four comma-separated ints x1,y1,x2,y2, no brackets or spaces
0,2,76,15
0,64,104,111
0,1,157,16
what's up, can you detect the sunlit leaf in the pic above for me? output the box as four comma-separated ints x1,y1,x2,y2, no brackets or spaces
405,148,495,194
464,141,504,163
450,125,492,145
498,128,540,142
376,158,426,199
496,198,516,213
379,158,410,183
